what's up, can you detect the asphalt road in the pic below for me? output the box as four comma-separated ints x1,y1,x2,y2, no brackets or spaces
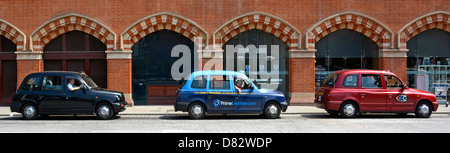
1,113,450,133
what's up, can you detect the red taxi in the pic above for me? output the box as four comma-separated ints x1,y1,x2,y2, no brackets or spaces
315,70,439,118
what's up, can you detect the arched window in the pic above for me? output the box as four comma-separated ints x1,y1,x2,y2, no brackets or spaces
132,29,196,105
315,29,379,90
223,29,289,97
0,35,17,105
43,30,107,88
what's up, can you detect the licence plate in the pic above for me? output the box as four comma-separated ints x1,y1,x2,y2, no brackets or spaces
318,96,322,102
318,91,323,96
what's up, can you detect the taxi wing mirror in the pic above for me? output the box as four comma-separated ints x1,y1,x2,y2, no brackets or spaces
402,85,407,89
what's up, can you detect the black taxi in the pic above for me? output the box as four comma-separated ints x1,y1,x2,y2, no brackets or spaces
10,71,127,120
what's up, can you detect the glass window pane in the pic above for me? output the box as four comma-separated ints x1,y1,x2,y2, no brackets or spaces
21,76,41,91
191,75,207,89
41,76,63,91
209,75,230,90
343,74,359,87
361,74,382,88
384,75,403,88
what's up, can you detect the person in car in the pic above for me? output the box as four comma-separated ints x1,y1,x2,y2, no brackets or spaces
67,78,81,91
234,78,242,94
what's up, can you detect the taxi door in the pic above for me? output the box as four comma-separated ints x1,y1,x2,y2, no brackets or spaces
233,77,261,113
359,73,387,111
384,74,414,112
206,75,234,113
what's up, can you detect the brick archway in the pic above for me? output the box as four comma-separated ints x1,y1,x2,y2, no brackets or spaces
0,19,26,51
306,11,393,50
30,13,116,51
398,11,449,49
213,12,301,49
121,12,207,50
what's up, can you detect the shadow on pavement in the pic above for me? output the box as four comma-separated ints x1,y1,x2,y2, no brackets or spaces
159,114,270,120
301,113,417,119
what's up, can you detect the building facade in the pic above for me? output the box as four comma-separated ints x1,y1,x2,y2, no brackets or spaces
0,0,448,106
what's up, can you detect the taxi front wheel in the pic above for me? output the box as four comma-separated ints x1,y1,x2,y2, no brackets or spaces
188,102,206,119
263,102,281,119
415,102,432,118
96,103,113,120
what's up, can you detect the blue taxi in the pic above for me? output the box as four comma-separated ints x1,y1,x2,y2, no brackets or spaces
174,71,288,119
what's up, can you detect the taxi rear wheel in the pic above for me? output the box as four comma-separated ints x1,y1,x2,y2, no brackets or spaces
340,101,358,118
263,102,281,119
188,102,206,119
21,103,38,120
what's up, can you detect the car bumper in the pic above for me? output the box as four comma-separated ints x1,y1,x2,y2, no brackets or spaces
314,99,341,111
174,101,190,112
112,101,127,113
280,101,288,112
10,101,22,113
432,101,439,111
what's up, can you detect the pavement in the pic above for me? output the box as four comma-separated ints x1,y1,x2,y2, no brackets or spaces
2,104,450,116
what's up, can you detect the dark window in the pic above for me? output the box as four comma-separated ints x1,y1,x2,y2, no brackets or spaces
21,76,41,91
343,74,359,87
66,31,86,51
223,29,289,97
0,35,17,52
315,29,379,90
191,75,207,89
44,30,106,51
41,76,63,91
361,74,382,88
131,30,196,105
209,75,230,90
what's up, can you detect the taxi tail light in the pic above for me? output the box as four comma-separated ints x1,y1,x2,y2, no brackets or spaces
176,91,181,100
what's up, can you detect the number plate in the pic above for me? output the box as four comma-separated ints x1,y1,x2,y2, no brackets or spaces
318,91,323,96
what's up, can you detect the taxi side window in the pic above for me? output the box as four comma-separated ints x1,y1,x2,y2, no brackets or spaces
361,74,382,88
191,75,207,89
384,75,403,88
21,76,41,91
343,74,358,87
209,75,230,90
41,76,63,91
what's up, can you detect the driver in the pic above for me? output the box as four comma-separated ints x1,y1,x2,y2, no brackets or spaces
67,78,81,91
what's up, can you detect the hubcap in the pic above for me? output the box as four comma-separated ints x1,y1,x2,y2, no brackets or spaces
192,105,203,116
24,105,35,118
419,104,429,116
268,105,278,115
343,104,355,116
98,105,110,117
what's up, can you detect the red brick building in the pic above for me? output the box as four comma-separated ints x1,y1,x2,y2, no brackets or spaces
0,0,448,106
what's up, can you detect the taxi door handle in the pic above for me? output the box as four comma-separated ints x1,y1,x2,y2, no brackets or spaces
360,94,366,97
388,94,393,98
208,95,213,99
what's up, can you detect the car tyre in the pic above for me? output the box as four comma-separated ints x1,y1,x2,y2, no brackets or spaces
22,103,38,120
415,102,432,118
188,102,206,119
96,103,113,120
340,102,358,118
263,102,281,119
